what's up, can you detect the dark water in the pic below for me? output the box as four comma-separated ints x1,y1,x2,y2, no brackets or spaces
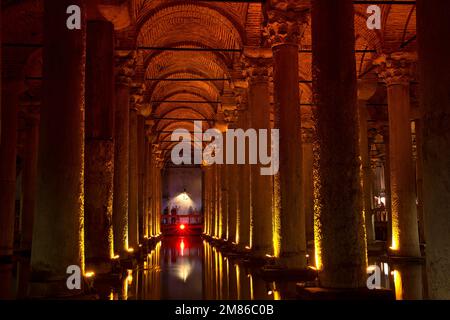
0,236,426,300
110,236,293,300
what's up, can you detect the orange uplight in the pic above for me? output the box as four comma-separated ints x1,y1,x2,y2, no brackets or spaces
179,224,186,230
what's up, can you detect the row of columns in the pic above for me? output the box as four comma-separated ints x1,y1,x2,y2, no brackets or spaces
0,0,162,297
202,0,427,291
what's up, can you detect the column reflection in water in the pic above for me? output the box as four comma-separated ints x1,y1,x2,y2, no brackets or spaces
392,264,423,300
112,237,291,300
368,258,425,300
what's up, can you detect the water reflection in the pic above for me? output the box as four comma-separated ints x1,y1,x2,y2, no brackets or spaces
368,257,424,300
118,236,289,300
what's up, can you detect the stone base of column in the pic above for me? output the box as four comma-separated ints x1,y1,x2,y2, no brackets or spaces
297,286,394,300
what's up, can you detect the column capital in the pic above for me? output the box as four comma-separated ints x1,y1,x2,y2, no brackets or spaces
263,1,309,48
241,48,273,84
234,88,248,111
130,82,150,116
115,51,136,87
374,52,417,86
215,112,229,133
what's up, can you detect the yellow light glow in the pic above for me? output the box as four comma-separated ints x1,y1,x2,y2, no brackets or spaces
245,246,251,250
127,269,133,285
84,271,95,278
112,255,120,260
249,274,254,300
272,175,281,258
180,239,185,256
393,270,403,300
178,263,191,282
127,248,134,253
274,290,281,300
267,290,273,296
391,208,400,251
265,254,273,258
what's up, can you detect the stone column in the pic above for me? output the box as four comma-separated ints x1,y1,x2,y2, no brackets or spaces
137,115,145,242
242,49,273,257
155,159,163,235
301,125,314,263
142,131,152,239
226,120,238,244
357,80,378,244
235,105,251,250
147,143,156,238
220,141,228,240
85,19,115,273
20,106,40,253
0,75,23,259
264,3,307,268
113,52,135,256
375,52,420,258
213,164,220,238
210,165,217,238
30,0,86,296
128,84,143,250
311,0,367,288
417,0,450,299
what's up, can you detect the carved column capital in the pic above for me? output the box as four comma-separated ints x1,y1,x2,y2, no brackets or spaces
241,48,273,84
263,1,309,47
374,52,417,86
130,82,146,112
115,51,136,87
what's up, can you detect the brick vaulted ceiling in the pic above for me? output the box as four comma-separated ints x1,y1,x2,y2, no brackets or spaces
2,0,417,161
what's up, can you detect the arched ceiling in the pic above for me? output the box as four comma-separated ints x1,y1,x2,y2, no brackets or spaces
2,0,418,166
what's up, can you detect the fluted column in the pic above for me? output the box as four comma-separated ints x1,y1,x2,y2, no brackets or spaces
30,0,86,296
312,0,367,288
242,49,273,257
376,52,420,257
85,19,115,272
264,2,307,268
418,0,450,299
0,74,23,259
113,52,135,256
20,105,40,253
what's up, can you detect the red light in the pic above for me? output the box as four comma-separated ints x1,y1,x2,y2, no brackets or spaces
179,224,186,230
